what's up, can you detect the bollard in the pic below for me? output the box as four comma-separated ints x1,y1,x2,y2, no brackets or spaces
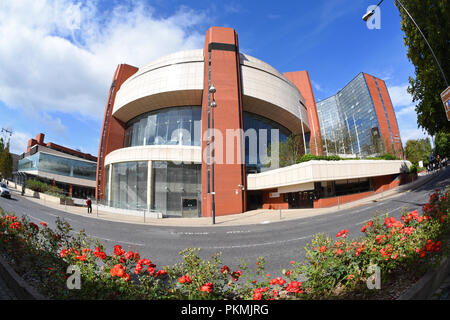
279,205,282,220
144,209,146,223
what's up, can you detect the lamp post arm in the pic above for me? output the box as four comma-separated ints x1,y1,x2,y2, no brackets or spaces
396,0,448,87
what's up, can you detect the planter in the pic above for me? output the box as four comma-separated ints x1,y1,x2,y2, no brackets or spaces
60,198,74,206
398,257,450,300
23,188,74,206
0,254,47,300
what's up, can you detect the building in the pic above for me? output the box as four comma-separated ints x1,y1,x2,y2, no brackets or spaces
316,72,404,159
14,133,97,199
97,26,411,218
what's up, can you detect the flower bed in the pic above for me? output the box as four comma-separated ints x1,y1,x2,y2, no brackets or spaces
0,188,448,300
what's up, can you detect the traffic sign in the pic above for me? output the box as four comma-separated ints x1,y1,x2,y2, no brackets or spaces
441,86,450,121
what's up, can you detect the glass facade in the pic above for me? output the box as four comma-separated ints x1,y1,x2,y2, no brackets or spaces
152,161,201,217
108,161,148,210
316,73,385,157
18,152,97,180
124,106,202,147
105,161,201,217
243,112,291,173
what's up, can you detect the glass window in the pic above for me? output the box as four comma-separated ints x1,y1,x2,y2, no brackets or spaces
125,106,202,147
19,152,96,180
110,161,148,210
243,112,291,173
151,161,201,217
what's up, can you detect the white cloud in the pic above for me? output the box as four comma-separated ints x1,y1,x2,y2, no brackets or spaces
388,84,415,107
396,105,416,117
311,80,324,92
400,128,432,145
387,84,433,145
0,0,206,121
8,131,32,155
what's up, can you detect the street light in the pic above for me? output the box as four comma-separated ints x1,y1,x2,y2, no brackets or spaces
362,0,384,22
363,0,448,87
208,84,217,225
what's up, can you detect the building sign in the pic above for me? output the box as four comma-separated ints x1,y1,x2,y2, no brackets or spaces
269,192,280,198
441,86,450,121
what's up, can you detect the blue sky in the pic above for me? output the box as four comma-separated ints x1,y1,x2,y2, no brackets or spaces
0,0,431,156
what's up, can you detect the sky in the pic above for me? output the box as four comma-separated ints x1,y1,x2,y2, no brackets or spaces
0,0,433,156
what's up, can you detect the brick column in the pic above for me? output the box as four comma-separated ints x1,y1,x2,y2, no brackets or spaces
201,27,246,217
284,71,324,156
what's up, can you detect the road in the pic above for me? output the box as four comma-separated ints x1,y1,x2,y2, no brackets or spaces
0,168,449,277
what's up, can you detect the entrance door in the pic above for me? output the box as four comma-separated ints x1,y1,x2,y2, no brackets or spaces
182,198,199,217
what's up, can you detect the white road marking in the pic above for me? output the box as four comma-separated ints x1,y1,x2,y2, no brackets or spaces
226,230,251,234
206,234,314,249
171,231,209,235
85,233,144,247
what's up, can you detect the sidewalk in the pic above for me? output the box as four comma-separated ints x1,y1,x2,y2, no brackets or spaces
5,168,446,228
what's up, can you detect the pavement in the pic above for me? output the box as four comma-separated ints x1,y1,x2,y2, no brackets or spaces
3,169,445,228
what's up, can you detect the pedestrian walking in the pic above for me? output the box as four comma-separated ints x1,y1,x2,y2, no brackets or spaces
86,197,92,214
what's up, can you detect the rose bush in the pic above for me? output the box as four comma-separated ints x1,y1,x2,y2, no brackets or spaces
0,188,448,300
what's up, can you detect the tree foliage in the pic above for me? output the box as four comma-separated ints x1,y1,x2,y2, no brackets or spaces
404,137,432,166
0,137,13,179
395,0,450,136
276,134,306,167
434,131,450,158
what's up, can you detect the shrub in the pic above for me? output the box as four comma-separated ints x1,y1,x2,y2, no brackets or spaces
366,154,398,161
297,154,342,163
25,179,68,199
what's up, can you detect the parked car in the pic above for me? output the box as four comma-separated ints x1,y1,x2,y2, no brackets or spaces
0,183,11,199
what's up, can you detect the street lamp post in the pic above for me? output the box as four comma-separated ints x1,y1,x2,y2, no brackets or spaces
363,0,448,87
208,84,217,225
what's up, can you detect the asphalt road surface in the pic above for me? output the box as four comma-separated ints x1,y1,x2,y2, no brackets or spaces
0,168,449,277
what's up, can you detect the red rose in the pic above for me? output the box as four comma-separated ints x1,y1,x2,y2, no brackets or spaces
114,245,125,256
199,282,213,293
286,281,302,294
125,251,134,260
178,275,192,284
221,265,230,274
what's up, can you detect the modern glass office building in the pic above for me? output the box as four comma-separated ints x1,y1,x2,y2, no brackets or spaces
15,133,97,199
316,72,403,158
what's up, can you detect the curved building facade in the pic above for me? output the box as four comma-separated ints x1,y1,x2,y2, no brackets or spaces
96,27,323,217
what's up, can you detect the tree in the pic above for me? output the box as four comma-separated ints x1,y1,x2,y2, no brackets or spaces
275,134,306,167
404,138,432,166
395,0,450,136
0,138,13,179
434,131,450,158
